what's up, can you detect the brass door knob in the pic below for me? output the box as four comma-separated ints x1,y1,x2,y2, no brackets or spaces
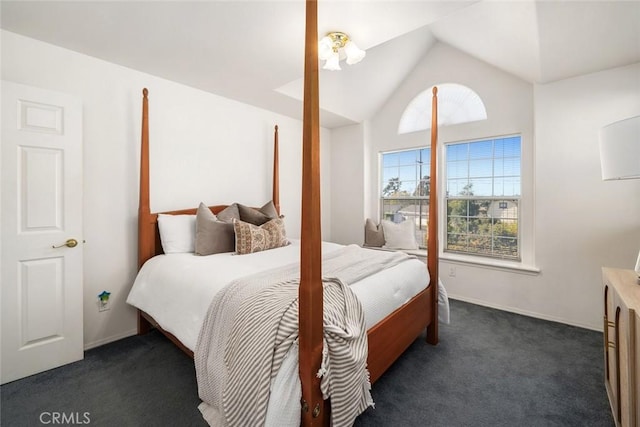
52,238,79,249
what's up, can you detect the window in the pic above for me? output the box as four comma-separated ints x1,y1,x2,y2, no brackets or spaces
389,82,533,269
446,136,521,260
380,148,431,248
380,135,522,260
398,83,487,135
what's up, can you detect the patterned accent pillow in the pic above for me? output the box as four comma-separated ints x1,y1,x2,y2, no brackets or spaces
233,217,289,255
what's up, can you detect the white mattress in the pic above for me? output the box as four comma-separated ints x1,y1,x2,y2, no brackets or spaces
126,239,429,351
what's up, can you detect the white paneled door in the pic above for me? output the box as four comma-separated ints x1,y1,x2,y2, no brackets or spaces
1,81,83,384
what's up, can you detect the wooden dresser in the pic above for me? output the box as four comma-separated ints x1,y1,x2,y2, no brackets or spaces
603,267,640,427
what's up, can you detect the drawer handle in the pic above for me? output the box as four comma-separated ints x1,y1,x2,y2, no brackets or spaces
607,341,616,349
603,317,615,328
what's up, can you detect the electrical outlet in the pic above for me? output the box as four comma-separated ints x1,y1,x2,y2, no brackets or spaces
448,266,456,277
99,300,110,312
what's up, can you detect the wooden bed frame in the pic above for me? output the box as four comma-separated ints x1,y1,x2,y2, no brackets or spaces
136,2,439,424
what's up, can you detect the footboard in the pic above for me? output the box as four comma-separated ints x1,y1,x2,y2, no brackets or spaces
367,287,433,383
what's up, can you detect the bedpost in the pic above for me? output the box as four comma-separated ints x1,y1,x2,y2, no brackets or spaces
273,125,280,214
138,88,153,335
299,0,325,425
138,88,152,268
426,86,439,345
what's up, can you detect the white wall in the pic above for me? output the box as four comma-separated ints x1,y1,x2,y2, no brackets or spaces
370,41,537,264
1,30,332,349
532,63,640,327
330,123,366,245
447,63,639,331
331,41,640,330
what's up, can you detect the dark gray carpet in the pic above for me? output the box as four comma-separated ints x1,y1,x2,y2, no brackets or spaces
1,300,613,427
355,300,613,427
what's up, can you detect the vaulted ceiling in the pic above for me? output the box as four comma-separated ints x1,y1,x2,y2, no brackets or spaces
2,1,639,128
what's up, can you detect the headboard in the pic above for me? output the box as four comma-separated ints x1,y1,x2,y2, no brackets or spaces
137,88,280,268
137,205,241,267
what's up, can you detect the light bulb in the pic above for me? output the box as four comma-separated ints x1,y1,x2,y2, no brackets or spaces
318,36,333,61
323,52,341,71
344,41,366,65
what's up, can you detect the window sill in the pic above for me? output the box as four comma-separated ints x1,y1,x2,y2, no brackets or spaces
362,246,539,275
440,253,540,275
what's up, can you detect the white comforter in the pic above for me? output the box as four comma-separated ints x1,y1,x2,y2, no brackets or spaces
126,240,433,352
126,239,449,426
195,245,418,426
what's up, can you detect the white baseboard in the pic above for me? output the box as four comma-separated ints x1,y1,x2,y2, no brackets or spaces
82,298,600,350
448,294,601,332
83,328,138,351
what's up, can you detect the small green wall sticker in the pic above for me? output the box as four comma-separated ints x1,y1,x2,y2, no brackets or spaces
98,291,111,312
98,291,111,302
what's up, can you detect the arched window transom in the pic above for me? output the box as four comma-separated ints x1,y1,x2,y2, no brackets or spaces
398,83,487,134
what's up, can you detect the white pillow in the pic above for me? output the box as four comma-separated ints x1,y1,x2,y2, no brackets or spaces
157,214,196,253
381,219,418,250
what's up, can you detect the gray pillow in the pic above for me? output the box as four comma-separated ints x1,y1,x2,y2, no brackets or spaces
195,203,236,255
259,200,279,219
364,218,385,247
238,201,279,226
216,203,240,222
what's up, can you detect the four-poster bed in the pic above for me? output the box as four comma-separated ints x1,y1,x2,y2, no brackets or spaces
129,1,440,425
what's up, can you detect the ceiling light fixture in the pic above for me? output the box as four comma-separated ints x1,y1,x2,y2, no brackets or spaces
318,31,366,71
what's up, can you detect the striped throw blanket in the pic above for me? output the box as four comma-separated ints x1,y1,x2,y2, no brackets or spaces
195,245,413,427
